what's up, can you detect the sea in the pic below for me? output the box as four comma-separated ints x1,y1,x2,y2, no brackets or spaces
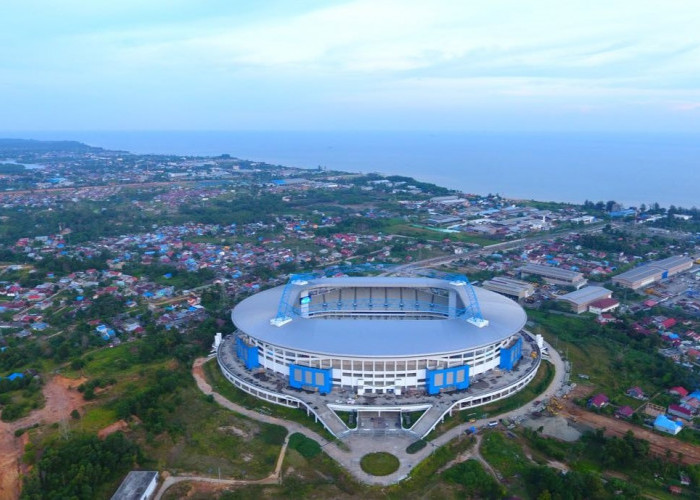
9,131,700,208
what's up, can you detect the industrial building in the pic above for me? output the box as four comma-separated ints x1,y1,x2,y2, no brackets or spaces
557,286,613,314
482,276,535,299
518,263,587,289
612,255,694,289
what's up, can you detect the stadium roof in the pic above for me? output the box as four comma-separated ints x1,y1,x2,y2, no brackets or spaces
232,277,526,357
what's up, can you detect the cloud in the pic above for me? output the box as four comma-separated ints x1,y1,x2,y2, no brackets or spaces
672,102,700,111
2,0,700,130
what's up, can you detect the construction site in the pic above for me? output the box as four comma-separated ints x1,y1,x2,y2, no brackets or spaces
527,384,700,465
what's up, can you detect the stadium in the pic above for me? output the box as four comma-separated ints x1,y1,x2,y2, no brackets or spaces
217,275,541,437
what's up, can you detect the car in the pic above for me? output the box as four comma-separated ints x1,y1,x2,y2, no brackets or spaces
488,421,498,428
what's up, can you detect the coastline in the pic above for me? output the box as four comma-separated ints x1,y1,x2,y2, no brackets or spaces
4,130,700,208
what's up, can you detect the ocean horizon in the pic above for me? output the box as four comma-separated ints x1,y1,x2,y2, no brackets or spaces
4,130,699,208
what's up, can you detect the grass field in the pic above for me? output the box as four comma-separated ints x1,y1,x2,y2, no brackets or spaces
202,358,336,441
480,431,529,497
25,348,288,481
527,309,677,403
135,384,285,479
360,452,400,476
79,406,117,433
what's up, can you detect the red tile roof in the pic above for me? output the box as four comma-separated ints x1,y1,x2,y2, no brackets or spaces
670,386,689,397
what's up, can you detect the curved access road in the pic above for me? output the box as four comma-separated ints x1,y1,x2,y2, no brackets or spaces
185,344,566,487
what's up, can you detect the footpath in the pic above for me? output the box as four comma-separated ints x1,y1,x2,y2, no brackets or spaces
155,344,566,497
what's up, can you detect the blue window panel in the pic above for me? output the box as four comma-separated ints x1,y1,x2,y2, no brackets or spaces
425,365,470,395
288,364,333,394
500,337,523,371
235,337,260,370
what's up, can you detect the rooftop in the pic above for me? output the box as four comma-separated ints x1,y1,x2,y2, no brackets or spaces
557,286,611,306
233,277,526,357
519,263,585,282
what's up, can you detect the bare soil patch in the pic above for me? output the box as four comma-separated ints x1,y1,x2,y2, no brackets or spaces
98,419,129,439
0,375,88,500
561,400,700,465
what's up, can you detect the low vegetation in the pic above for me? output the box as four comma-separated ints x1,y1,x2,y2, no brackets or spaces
202,359,335,441
360,452,400,476
288,433,321,459
22,432,140,500
0,375,44,422
442,459,505,499
406,439,427,454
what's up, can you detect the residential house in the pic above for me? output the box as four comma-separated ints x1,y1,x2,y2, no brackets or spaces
626,386,645,400
589,393,609,409
654,414,683,435
615,406,635,419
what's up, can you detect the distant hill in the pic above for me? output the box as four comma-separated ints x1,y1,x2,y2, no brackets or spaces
0,138,104,153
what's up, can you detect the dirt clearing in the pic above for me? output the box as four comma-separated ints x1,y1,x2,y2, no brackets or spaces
0,375,87,500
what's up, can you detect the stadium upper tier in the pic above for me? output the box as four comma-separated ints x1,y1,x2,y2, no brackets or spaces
232,276,527,358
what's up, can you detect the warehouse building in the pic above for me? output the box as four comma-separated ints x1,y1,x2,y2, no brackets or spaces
612,255,694,289
482,276,535,299
557,286,613,314
518,263,587,289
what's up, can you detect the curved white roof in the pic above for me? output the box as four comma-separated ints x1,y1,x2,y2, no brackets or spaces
232,277,526,358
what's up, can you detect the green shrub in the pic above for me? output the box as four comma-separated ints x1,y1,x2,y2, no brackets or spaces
406,440,427,454
258,424,287,446
288,433,321,459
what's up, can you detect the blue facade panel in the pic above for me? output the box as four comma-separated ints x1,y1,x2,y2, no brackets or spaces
235,336,260,370
499,337,523,371
289,364,333,394
425,365,470,395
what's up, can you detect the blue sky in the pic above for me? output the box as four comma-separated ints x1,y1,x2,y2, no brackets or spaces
1,0,699,132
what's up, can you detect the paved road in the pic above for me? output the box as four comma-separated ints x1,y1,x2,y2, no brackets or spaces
183,345,567,487
409,341,566,455
385,222,610,277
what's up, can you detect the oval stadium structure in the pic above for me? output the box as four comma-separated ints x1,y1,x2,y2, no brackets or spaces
217,275,541,437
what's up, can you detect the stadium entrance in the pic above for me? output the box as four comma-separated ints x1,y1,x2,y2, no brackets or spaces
357,411,402,432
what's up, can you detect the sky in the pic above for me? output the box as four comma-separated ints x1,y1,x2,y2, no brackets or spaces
1,0,699,132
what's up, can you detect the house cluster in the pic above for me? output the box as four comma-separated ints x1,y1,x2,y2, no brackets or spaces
453,233,633,289
0,146,287,196
666,386,700,422
610,385,700,436
627,315,700,366
0,266,212,341
0,185,123,209
420,201,559,236
646,386,700,437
